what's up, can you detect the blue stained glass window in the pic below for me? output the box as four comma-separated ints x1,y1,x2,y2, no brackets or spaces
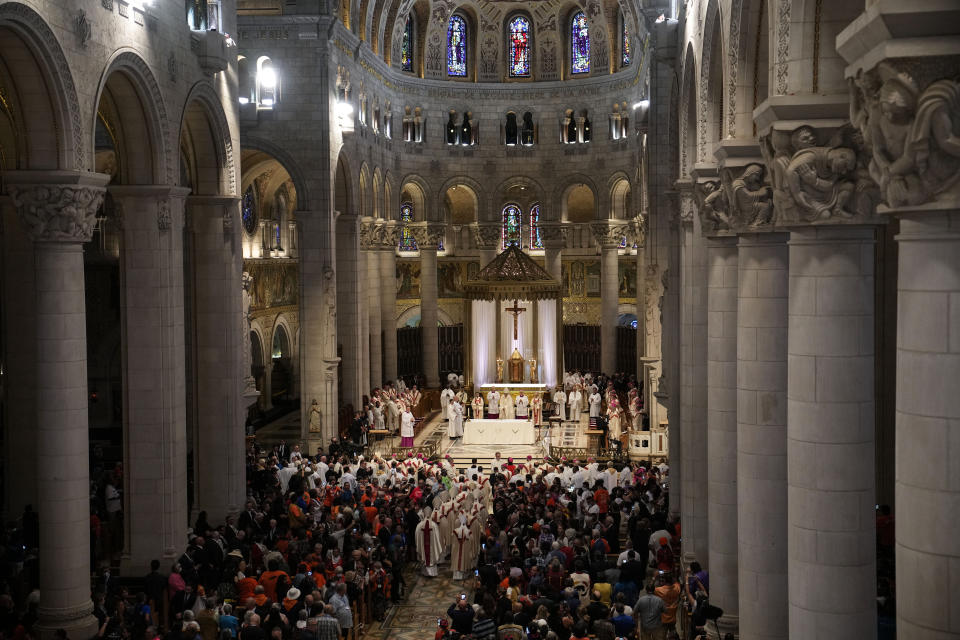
619,235,628,249
399,202,417,251
275,222,281,247
508,16,531,77
447,15,467,77
242,185,257,236
530,203,542,249
402,15,413,72
622,19,631,66
571,11,590,74
502,204,522,249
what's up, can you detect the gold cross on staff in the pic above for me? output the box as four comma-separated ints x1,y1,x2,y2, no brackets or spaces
505,299,526,340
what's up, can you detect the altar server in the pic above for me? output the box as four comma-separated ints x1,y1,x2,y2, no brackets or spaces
553,387,567,421
515,392,529,419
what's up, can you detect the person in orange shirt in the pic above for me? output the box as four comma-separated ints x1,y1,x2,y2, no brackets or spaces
258,560,289,602
362,500,378,525
655,571,682,636
593,483,609,516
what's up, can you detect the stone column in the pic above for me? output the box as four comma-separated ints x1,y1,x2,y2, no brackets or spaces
676,185,709,567
187,196,246,523
362,221,382,389
593,222,627,375
335,214,363,409
7,171,110,640
705,234,738,635
737,232,789,640
1,195,37,517
379,224,399,384
540,223,566,384
473,222,500,267
416,224,443,388
787,226,876,638
110,185,190,573
299,211,339,453
261,360,273,411
836,16,960,636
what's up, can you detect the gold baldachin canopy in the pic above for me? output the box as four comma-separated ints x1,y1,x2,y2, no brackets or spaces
463,244,561,301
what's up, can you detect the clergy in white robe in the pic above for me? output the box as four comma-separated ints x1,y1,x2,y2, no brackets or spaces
415,515,443,577
568,387,583,422
487,390,500,418
447,400,464,438
608,401,623,443
515,393,529,419
386,398,400,431
450,524,474,579
400,409,415,447
372,403,385,430
588,392,602,419
553,389,567,421
440,387,455,421
471,394,484,420
500,393,514,419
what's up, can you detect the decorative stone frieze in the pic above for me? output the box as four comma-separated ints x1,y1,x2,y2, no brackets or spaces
590,221,631,248
471,223,501,250
411,222,445,249
537,222,568,249
8,177,109,243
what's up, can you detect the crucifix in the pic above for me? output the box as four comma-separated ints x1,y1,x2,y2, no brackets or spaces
505,299,526,340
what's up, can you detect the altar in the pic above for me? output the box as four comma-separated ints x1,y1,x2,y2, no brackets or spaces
463,418,536,445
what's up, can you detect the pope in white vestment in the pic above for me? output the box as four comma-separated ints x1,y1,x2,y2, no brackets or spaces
500,393,514,419
515,393,529,418
568,388,583,422
487,391,500,418
588,392,602,418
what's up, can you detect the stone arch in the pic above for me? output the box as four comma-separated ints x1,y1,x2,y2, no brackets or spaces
495,174,545,224
384,170,398,221
607,172,632,220
553,173,598,222
438,175,483,225
240,135,310,210
271,313,298,361
358,162,372,218
698,0,724,158
333,149,354,216
93,50,172,185
398,173,433,220
372,166,383,219
0,2,85,169
180,81,237,196
779,0,860,96
397,304,454,328
678,42,697,179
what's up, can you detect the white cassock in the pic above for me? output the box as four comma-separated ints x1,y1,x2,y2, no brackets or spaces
440,388,454,420
471,396,484,420
387,399,400,430
500,394,514,419
448,402,464,438
415,517,443,576
588,393,602,418
450,524,473,579
568,390,583,422
487,391,500,417
554,390,567,421
515,394,529,418
400,411,415,438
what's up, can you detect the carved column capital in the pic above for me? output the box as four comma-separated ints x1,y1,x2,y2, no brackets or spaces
6,171,111,243
590,221,630,248
471,223,501,250
537,222,568,250
411,222,445,249
373,221,400,250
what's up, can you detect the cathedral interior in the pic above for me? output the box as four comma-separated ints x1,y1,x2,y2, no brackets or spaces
0,0,958,638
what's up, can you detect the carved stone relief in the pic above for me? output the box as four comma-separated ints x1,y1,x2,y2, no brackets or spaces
9,184,106,243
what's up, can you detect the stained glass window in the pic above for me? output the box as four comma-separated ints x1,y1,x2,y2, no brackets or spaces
502,204,522,249
399,202,417,251
508,16,531,77
571,11,590,74
622,19,631,66
619,235,628,249
402,15,414,72
447,15,467,77
275,222,282,248
530,203,543,249
242,185,257,236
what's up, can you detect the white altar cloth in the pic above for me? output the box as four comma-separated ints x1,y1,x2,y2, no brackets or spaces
463,419,536,445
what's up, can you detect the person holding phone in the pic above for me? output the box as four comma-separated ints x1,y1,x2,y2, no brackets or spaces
446,594,475,636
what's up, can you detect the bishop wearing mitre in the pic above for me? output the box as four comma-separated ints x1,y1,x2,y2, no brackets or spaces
415,507,443,577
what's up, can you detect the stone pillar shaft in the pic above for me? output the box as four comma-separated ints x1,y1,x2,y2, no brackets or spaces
420,247,439,387
680,219,709,566
544,246,563,382
335,215,363,408
600,246,619,374
893,210,960,640
367,249,382,389
189,197,245,522
380,249,398,382
737,233,789,640
705,236,738,633
113,186,190,572
787,226,876,639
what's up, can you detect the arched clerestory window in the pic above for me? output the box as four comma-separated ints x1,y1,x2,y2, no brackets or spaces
256,56,279,108
399,202,418,251
508,15,531,78
502,204,522,249
571,11,590,74
530,203,542,249
447,15,468,77
401,15,414,73
621,14,631,67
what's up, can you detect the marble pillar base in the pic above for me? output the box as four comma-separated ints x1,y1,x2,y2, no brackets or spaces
35,609,97,640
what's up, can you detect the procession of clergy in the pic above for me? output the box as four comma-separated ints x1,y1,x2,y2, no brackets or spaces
400,447,645,580
437,370,640,445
